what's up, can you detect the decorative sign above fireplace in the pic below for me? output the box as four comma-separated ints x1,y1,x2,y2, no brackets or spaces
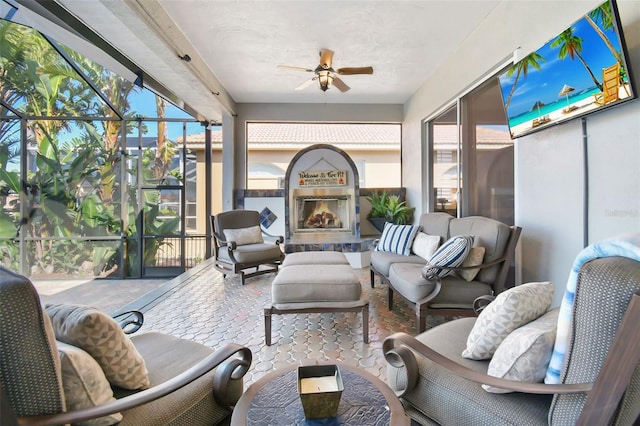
298,170,348,187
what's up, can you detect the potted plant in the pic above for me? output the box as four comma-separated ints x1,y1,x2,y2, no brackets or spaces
366,191,414,232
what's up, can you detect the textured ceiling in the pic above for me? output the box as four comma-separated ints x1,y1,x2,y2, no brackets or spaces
45,0,600,121
156,0,500,104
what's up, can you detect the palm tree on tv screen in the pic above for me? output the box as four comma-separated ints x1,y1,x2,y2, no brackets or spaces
551,28,602,91
585,2,624,66
503,51,546,111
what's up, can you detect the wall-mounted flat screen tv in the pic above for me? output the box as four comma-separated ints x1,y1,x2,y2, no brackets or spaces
498,0,635,139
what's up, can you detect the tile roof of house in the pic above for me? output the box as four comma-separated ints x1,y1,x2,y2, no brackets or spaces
433,125,512,149
179,122,510,150
180,123,400,150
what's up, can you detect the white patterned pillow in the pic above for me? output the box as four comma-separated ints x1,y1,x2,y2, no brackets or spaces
483,309,559,393
46,304,150,390
57,341,123,425
462,281,554,360
375,223,421,256
223,225,263,245
422,235,474,280
412,232,441,260
455,246,486,282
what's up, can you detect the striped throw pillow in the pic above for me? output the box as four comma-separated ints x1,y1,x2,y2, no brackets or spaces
422,235,474,279
375,223,421,256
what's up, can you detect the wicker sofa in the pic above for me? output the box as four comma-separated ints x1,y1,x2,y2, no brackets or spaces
370,213,521,332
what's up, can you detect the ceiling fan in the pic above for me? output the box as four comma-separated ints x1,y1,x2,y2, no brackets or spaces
278,48,373,92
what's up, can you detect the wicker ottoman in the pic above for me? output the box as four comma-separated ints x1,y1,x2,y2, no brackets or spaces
264,252,369,345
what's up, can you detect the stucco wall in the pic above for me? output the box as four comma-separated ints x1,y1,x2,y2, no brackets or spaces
404,0,640,306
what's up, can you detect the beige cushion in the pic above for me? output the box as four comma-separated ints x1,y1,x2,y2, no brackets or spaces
57,341,122,425
462,282,554,360
271,265,361,304
412,232,441,260
456,246,486,281
223,225,263,245
46,304,150,390
483,309,559,393
282,251,348,266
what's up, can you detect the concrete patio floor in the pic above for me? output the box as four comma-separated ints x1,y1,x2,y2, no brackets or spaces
33,258,447,388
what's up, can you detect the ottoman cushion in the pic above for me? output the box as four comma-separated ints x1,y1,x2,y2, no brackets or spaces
272,265,361,304
282,251,349,267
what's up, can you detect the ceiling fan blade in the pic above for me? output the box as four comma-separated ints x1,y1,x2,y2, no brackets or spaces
337,66,374,75
295,77,316,91
319,49,334,69
332,76,350,92
278,65,314,72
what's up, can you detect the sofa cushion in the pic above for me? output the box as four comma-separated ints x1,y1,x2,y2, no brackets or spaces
376,223,421,256
389,263,439,303
412,232,441,260
45,304,150,390
57,341,123,425
416,212,453,241
455,246,486,282
483,309,559,393
427,276,493,310
461,281,554,360
449,216,511,284
370,250,426,277
422,235,474,280
223,225,263,245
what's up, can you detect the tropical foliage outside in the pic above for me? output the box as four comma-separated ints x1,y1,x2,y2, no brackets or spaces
0,20,192,278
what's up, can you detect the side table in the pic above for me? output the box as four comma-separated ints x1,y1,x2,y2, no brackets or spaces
231,361,410,425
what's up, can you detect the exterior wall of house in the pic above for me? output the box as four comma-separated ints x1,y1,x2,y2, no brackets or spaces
246,149,401,189
403,0,640,307
229,103,404,210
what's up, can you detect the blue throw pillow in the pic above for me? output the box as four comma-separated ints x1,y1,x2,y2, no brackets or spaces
422,235,474,280
375,223,421,256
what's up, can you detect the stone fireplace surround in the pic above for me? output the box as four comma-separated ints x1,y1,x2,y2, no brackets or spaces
234,144,407,267
285,144,360,240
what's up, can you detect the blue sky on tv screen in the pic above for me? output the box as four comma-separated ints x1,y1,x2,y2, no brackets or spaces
498,5,624,121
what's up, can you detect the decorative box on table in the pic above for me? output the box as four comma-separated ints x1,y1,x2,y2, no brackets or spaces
297,365,344,419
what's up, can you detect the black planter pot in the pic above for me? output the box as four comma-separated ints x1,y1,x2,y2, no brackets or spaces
367,217,389,233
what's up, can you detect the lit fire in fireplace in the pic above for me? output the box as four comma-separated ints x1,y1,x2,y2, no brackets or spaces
305,201,342,228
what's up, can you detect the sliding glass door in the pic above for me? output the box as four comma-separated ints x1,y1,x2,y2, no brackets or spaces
427,76,514,225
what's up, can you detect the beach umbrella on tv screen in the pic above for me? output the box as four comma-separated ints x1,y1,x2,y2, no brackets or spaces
531,100,545,116
559,84,575,108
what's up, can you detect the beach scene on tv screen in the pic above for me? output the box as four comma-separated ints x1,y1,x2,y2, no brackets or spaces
498,0,633,138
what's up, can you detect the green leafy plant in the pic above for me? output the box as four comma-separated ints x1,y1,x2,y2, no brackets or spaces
366,191,414,225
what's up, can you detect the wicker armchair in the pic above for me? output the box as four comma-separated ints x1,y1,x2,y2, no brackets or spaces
0,267,252,425
384,255,640,425
211,210,284,285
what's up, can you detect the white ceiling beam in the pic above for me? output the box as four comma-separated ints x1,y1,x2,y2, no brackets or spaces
122,0,236,117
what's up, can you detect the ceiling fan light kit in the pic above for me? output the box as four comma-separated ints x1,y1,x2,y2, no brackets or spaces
317,69,333,92
278,48,373,93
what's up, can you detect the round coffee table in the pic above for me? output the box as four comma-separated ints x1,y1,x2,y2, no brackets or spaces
231,361,410,425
